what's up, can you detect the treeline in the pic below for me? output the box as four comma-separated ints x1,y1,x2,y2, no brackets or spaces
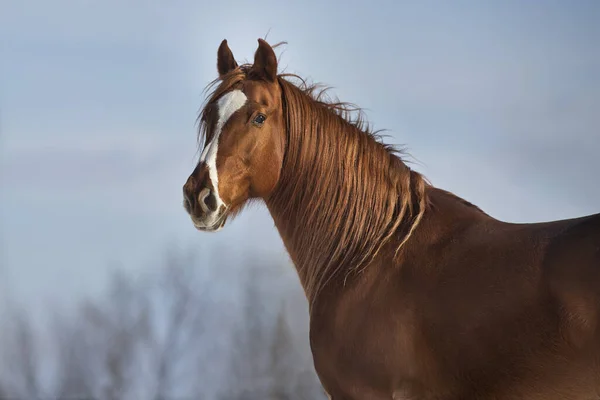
0,247,326,399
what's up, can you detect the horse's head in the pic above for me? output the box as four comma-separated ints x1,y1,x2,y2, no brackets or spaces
183,39,285,232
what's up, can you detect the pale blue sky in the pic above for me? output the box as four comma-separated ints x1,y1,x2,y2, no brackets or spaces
2,0,599,311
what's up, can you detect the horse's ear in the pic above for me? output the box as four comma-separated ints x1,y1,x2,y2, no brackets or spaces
250,39,277,82
217,39,238,77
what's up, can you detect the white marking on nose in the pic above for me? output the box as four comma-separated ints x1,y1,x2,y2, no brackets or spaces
199,90,247,209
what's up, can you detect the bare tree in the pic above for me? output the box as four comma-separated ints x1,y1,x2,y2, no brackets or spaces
217,255,327,400
268,305,296,399
219,264,272,399
0,385,9,400
52,309,97,399
0,308,41,399
151,249,206,400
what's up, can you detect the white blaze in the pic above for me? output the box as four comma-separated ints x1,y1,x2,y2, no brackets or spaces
199,90,247,209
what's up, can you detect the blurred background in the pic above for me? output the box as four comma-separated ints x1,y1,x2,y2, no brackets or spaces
1,0,599,398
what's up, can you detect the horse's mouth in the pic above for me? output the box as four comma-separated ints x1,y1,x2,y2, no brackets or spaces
192,211,228,232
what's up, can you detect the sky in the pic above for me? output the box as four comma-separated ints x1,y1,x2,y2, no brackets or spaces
1,0,599,312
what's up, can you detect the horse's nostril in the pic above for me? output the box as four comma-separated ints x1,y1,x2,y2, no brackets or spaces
183,188,193,211
198,188,217,213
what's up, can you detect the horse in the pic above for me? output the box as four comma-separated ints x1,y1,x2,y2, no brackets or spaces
182,39,600,399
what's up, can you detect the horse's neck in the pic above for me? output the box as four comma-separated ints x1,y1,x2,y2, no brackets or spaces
265,165,491,302
265,200,352,305
264,126,419,301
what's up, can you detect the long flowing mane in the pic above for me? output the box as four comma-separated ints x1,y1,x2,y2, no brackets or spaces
197,63,430,301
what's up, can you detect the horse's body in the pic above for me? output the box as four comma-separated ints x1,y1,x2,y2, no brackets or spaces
306,189,600,399
183,39,600,399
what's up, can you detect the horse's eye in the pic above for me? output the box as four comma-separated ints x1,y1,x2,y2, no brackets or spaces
252,114,266,126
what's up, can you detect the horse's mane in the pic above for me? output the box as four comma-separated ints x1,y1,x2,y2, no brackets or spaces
197,62,430,302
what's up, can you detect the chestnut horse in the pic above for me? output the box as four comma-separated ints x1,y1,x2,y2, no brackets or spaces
183,39,600,399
